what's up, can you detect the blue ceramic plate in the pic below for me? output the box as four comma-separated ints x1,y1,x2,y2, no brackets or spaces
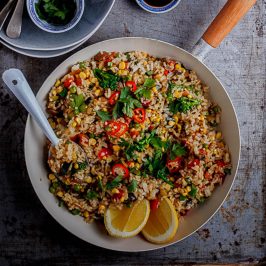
0,0,115,51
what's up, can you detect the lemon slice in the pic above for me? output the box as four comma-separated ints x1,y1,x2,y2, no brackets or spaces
104,199,150,238
142,197,178,244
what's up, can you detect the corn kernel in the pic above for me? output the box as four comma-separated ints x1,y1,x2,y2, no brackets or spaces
52,89,57,96
102,107,107,112
177,124,182,132
187,94,192,99
113,145,120,152
120,196,125,203
128,162,135,168
173,115,179,123
216,132,222,139
74,163,79,169
155,117,161,123
173,91,182,98
83,211,89,218
85,177,92,183
112,188,119,194
95,89,101,96
152,86,157,93
48,174,56,180
170,177,175,182
91,77,98,83
57,191,63,197
122,70,128,75
154,74,161,80
182,191,188,196
89,138,96,146
99,204,105,213
54,80,60,87
75,117,81,124
56,86,63,93
175,63,182,71
119,61,126,70
79,71,86,79
165,184,171,191
143,61,147,66
71,121,77,127
186,186,191,192
160,188,167,197
168,121,175,127
135,163,141,169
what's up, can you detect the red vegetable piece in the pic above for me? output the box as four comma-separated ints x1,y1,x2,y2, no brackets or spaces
166,157,182,173
108,91,120,105
112,164,129,178
112,188,124,201
75,78,82,86
216,160,226,167
112,122,128,138
105,121,121,137
142,100,151,108
130,128,140,138
164,69,169,76
150,198,160,211
70,133,88,147
98,148,112,160
133,108,146,123
126,81,137,92
64,77,74,88
188,159,200,169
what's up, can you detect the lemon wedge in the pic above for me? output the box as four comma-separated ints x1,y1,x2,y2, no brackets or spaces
104,199,150,238
142,197,178,244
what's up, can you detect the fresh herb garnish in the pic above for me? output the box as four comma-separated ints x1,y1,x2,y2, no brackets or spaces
71,209,80,215
93,69,120,90
85,190,99,200
96,110,112,122
170,143,187,160
145,70,153,76
69,94,86,114
58,87,68,97
179,195,187,201
79,61,86,70
35,0,76,25
188,184,197,197
127,180,137,193
135,78,155,99
169,97,201,114
106,175,123,190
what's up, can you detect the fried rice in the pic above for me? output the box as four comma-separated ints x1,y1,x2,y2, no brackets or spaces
46,51,231,223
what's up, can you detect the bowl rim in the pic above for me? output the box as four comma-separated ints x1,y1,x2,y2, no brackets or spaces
135,0,181,14
26,0,85,33
24,37,241,252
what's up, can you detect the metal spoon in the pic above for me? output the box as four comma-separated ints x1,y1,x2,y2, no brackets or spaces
0,0,16,32
2,69,89,178
6,0,25,38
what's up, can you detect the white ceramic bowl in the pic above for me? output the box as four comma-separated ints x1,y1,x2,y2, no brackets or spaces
24,37,240,252
26,0,84,33
135,0,181,14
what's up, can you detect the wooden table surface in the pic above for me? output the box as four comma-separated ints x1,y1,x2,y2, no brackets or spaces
0,1,265,265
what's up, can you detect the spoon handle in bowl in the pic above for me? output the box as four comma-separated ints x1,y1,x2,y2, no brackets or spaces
0,0,16,31
2,68,59,146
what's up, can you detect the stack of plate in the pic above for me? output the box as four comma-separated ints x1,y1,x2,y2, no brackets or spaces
0,0,115,58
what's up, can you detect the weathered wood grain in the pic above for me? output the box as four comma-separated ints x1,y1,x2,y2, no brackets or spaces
0,0,265,265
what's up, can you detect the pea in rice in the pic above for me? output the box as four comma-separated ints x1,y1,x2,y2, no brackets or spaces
47,51,231,223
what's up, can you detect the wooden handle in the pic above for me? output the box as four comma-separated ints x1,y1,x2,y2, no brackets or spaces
202,0,257,48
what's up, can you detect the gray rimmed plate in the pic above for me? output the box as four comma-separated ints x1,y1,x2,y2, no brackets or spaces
0,0,115,51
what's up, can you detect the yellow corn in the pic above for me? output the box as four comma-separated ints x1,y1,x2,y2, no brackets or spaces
51,95,59,101
216,132,222,139
173,115,179,123
91,77,98,83
154,74,161,80
112,188,119,194
102,107,107,111
98,204,105,213
120,196,125,203
74,163,79,169
160,188,167,197
177,124,182,132
175,64,185,72
54,80,61,87
187,94,192,99
182,191,188,196
168,121,175,127
83,211,89,218
48,174,56,181
75,117,81,124
95,89,101,96
128,162,135,168
186,186,191,192
113,145,120,152
173,91,182,98
79,71,86,79
135,163,141,169
165,184,171,191
71,121,77,127
119,61,126,70
155,117,161,123
118,70,128,75
89,138,96,146
57,191,63,197
170,177,175,182
152,86,157,93
85,177,92,183
56,86,63,93
143,61,147,66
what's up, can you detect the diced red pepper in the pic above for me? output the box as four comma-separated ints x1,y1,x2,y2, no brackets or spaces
112,164,129,178
199,148,207,155
112,188,124,201
108,91,120,105
98,148,112,160
133,108,146,123
105,121,121,137
75,78,82,86
216,160,226,167
142,100,151,108
188,159,200,169
204,171,212,180
130,128,140,138
166,157,182,173
114,122,128,137
150,199,160,211
164,69,169,76
64,77,74,88
126,81,137,92
70,133,89,147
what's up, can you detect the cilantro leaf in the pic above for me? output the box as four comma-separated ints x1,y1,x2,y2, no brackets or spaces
188,184,197,197
135,87,152,99
69,94,86,114
143,78,156,88
58,87,68,98
96,110,111,122
93,69,120,90
170,143,187,160
112,102,123,120
169,97,201,114
85,190,98,200
106,175,123,190
127,180,137,193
